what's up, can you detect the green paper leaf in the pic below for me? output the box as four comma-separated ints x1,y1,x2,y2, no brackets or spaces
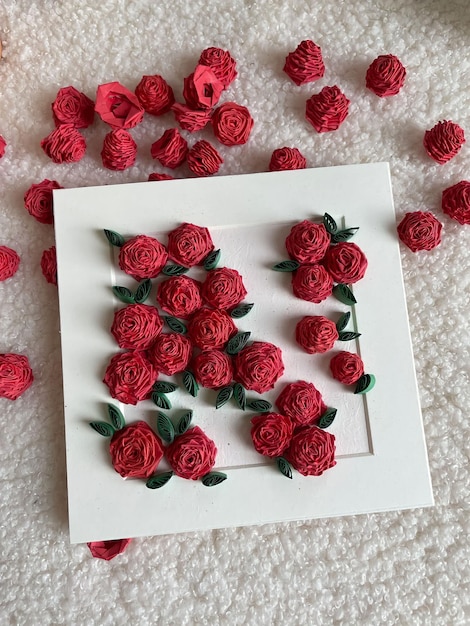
323,213,337,234
134,279,152,303
164,316,187,334
226,331,251,355
146,471,174,490
216,385,233,409
152,392,172,410
162,264,189,276
230,303,254,319
112,286,135,304
104,229,125,247
272,260,300,272
276,457,293,479
246,399,272,413
338,331,361,341
153,381,177,394
336,311,351,332
89,421,115,437
182,370,199,397
203,249,221,271
318,408,337,429
107,404,125,430
176,410,193,435
156,412,175,443
333,284,357,306
331,227,359,243
233,383,246,410
201,471,228,487
354,374,376,395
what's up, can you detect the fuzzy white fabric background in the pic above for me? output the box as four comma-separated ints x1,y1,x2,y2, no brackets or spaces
0,1,469,624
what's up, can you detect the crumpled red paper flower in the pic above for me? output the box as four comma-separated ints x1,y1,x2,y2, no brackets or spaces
283,40,325,86
87,538,132,561
167,223,214,267
109,421,164,479
192,349,233,389
276,381,327,427
103,351,156,405
285,426,336,476
212,102,254,146
150,128,188,169
397,211,442,252
165,425,217,480
442,180,470,225
111,303,163,350
251,412,294,458
365,54,406,97
423,120,465,164
201,267,247,309
187,140,223,177
148,332,192,376
148,172,175,182
171,103,212,133
306,85,350,133
234,341,284,393
52,86,95,128
0,353,34,400
296,316,338,354
40,246,57,285
292,264,333,303
286,220,330,263
269,147,306,171
95,82,144,129
24,179,63,225
199,47,237,89
0,246,20,281
324,242,368,284
101,129,137,171
135,74,175,116
330,351,364,384
183,64,224,110
157,275,202,318
41,124,86,163
188,308,237,351
0,134,6,158
119,234,168,281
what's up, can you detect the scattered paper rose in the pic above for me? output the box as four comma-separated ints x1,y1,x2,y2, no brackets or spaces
148,172,175,181
442,180,470,225
103,351,156,405
165,425,217,480
269,147,306,171
87,539,132,561
40,246,57,285
0,246,20,281
109,421,164,479
95,82,144,129
52,86,95,128
397,211,442,252
365,54,406,97
188,308,237,351
150,128,188,169
324,242,368,284
234,341,284,393
306,85,350,133
212,102,254,146
285,426,336,476
157,275,202,318
192,349,233,389
330,351,364,384
187,140,223,177
276,380,327,427
171,103,212,133
24,179,63,225
286,220,330,264
0,134,6,158
111,304,163,350
251,412,294,458
135,74,175,116
183,64,224,110
199,47,237,88
296,316,339,354
201,267,247,309
283,40,325,86
0,353,34,401
148,332,192,375
423,120,465,164
40,124,86,164
291,264,333,303
119,234,168,281
167,223,214,267
101,129,137,171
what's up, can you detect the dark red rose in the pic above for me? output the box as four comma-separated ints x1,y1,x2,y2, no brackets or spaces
40,124,86,163
329,351,364,384
165,425,217,480
40,246,57,285
95,81,144,129
286,220,330,263
0,135,6,158
52,86,95,128
24,179,63,225
234,341,284,393
199,47,237,88
442,180,470,225
101,129,137,171
171,103,212,132
87,539,132,561
276,381,326,427
285,426,336,476
0,246,20,281
201,267,247,309
109,421,164,479
183,64,224,110
324,242,368,284
119,235,168,281
135,74,175,116
212,102,254,146
251,413,294,458
397,211,442,252
187,140,223,177
296,316,338,354
111,304,163,350
269,147,306,171
103,351,156,405
423,120,465,164
188,308,237,351
283,40,325,86
148,173,175,181
167,222,214,267
291,264,333,303
365,54,406,97
306,86,350,133
192,349,233,389
157,275,202,318
150,128,188,169
148,332,192,375
0,353,34,400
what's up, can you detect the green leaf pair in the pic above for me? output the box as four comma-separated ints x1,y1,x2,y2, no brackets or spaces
112,279,152,305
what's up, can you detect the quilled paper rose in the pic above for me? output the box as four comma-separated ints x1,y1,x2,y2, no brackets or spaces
166,425,217,480
442,180,470,225
52,86,95,128
251,413,294,458
171,103,212,133
292,264,333,303
0,353,34,400
148,332,192,375
148,173,175,181
234,341,284,393
157,275,202,318
0,246,20,281
199,47,237,89
187,140,223,177
109,421,164,479
397,211,442,252
188,308,237,351
88,539,132,561
40,246,57,285
0,134,6,158
269,147,306,171
423,120,465,164
324,242,368,284
365,54,406,97
150,128,188,169
212,103,254,146
111,304,163,350
101,129,137,171
24,179,63,225
40,124,86,163
103,351,156,405
201,267,247,309
329,351,364,384
285,426,336,476
283,40,325,86
95,81,144,129
167,223,214,267
183,64,224,110
286,220,330,264
119,235,168,281
192,350,233,389
276,381,327,427
296,316,339,354
306,86,350,133
135,74,175,116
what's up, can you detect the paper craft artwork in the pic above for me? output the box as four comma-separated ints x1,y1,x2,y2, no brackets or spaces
397,211,442,252
0,245,20,281
305,86,350,133
423,120,465,164
441,180,470,225
365,54,406,97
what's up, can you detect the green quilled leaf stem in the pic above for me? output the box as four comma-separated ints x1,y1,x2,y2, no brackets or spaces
246,399,272,412
182,370,199,397
162,264,189,277
164,316,187,334
331,227,359,243
272,260,300,272
354,374,376,395
89,421,115,437
233,383,246,410
201,472,228,487
338,331,361,341
153,381,178,394
203,249,221,271
177,410,193,435
112,286,135,304
216,386,233,409
230,303,254,319
333,284,357,306
104,229,125,247
107,404,125,430
146,471,174,490
156,412,175,443
276,457,293,479
134,279,152,303
318,408,337,429
226,331,251,355
335,311,351,332
323,213,337,235
152,392,172,410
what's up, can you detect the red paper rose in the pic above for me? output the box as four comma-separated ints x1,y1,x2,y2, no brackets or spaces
423,120,465,164
88,539,132,561
306,86,350,133
148,173,175,181
150,128,188,169
52,86,95,128
167,223,214,267
148,332,192,375
24,179,63,225
119,235,168,281
269,147,307,171
187,140,223,177
291,264,333,303
111,304,163,350
201,267,247,309
0,135,6,158
283,40,325,86
251,413,294,458
101,129,137,171
330,351,364,384
171,103,212,132
0,353,34,400
212,102,254,146
324,242,368,284
188,308,237,351
157,275,202,318
0,246,20,281
442,180,470,225
95,81,144,129
234,341,284,393
183,64,224,110
40,246,57,285
40,124,86,163
103,351,156,405
397,211,442,252
276,381,326,427
192,349,233,389
285,426,336,476
135,75,175,116
296,316,338,354
165,425,217,480
199,47,237,88
109,421,164,479
365,54,406,97
286,220,330,263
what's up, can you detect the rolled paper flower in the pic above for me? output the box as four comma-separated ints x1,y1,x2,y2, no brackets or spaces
296,316,339,354
183,64,224,110
148,172,175,181
442,180,470,225
111,303,163,350
306,86,350,133
101,129,137,171
283,40,325,86
167,223,214,267
199,47,237,88
423,120,465,164
119,234,168,281
234,341,284,393
135,74,175,116
88,539,132,561
324,242,368,284
192,349,233,389
148,332,192,375
109,421,164,479
171,103,212,132
187,140,223,177
24,179,63,225
330,351,364,384
150,128,188,169
0,134,6,158
157,275,202,318
397,211,442,252
0,246,20,281
286,220,330,263
269,147,307,171
165,425,217,480
95,81,144,129
365,54,406,97
40,246,57,285
292,264,333,303
251,413,294,458
285,426,336,476
103,351,156,405
276,380,327,427
212,102,254,146
40,124,86,163
52,86,95,128
201,267,247,309
188,308,237,351
0,353,34,400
